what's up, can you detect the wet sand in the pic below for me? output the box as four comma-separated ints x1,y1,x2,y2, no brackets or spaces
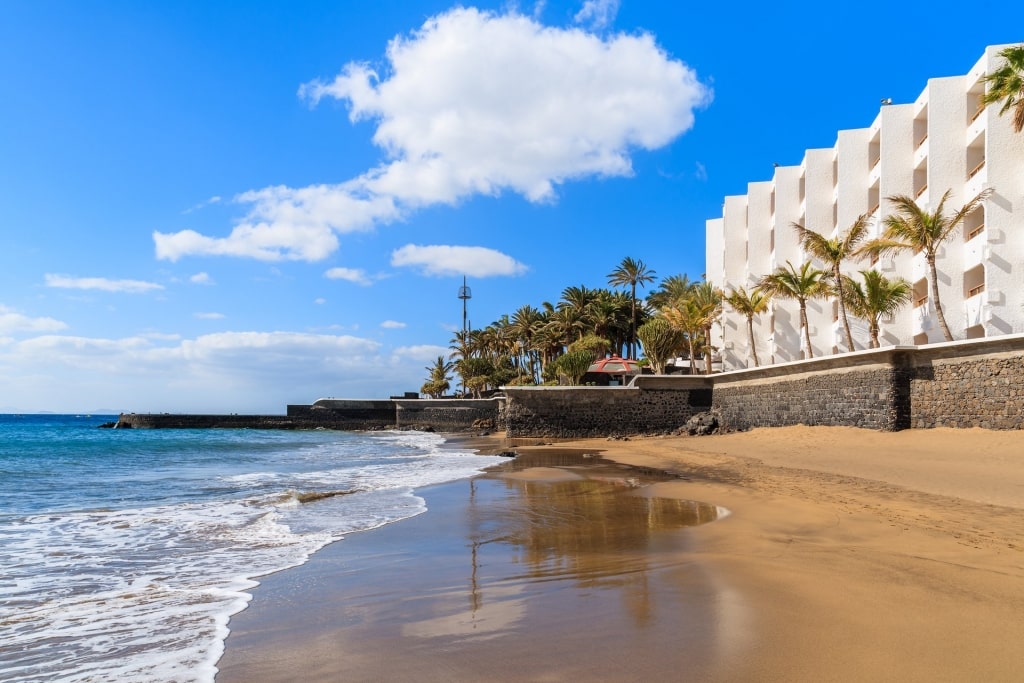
217,427,1024,682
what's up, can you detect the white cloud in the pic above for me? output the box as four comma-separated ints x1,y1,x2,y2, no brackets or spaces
314,297,327,305
0,305,67,335
45,274,164,293
574,0,620,30
380,320,406,329
325,266,373,286
695,161,708,181
154,7,710,263
392,344,451,362
183,196,222,214
391,244,527,277
0,330,426,413
195,312,225,320
190,272,214,285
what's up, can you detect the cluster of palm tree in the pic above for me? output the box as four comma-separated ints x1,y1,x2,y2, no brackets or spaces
747,189,991,363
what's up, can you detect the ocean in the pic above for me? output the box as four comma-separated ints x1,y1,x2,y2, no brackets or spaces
0,414,498,682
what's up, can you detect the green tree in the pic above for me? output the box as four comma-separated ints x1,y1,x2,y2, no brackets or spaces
982,44,1024,133
865,189,991,341
757,261,832,359
646,274,694,311
791,215,869,352
842,270,913,349
724,286,772,367
691,280,724,373
607,257,657,360
553,349,597,386
661,297,710,374
420,356,453,398
636,317,686,374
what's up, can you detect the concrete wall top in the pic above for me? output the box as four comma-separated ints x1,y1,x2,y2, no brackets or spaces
313,398,395,410
393,398,503,409
629,375,714,390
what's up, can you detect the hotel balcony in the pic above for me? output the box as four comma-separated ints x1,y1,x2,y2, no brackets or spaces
964,289,990,328
913,135,929,168
965,158,987,200
966,109,986,146
963,228,988,270
868,156,882,187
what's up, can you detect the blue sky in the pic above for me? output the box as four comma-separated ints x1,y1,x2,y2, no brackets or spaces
1,0,1021,413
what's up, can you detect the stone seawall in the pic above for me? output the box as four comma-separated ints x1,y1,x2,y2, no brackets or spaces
502,335,1024,436
394,399,503,431
909,340,1024,429
117,398,504,432
503,376,712,438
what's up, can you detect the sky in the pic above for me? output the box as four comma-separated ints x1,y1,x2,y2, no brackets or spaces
1,0,1022,413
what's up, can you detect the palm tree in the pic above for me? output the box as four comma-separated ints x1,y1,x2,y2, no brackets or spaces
982,44,1024,133
865,189,992,341
691,280,723,373
757,261,832,359
646,274,694,311
791,215,869,352
661,297,709,374
724,286,772,367
607,257,656,359
842,270,913,349
421,356,453,398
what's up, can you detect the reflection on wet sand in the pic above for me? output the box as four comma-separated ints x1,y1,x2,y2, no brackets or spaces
218,453,737,682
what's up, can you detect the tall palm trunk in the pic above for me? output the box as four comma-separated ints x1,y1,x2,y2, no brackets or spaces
927,255,954,342
703,323,713,374
868,319,880,348
629,283,637,359
799,302,814,359
833,264,855,351
745,315,760,367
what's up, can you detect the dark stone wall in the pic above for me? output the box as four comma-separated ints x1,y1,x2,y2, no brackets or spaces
394,398,504,432
910,354,1024,429
503,385,712,438
712,367,904,431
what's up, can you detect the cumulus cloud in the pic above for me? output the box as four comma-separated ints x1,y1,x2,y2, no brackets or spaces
190,272,214,285
154,7,710,263
195,312,225,320
380,320,406,329
325,266,373,286
391,244,527,277
0,305,67,335
45,274,164,293
574,0,620,30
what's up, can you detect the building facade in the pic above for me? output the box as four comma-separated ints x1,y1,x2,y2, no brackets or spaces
706,45,1024,370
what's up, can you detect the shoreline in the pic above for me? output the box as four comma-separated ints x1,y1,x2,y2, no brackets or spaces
217,426,1024,681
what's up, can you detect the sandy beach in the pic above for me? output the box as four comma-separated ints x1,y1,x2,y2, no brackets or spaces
217,426,1024,682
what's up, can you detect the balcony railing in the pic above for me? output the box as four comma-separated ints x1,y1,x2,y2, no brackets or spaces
970,105,985,123
967,223,985,241
868,202,880,216
914,295,929,309
968,160,986,179
968,283,986,298
916,133,928,147
870,156,880,170
915,183,928,198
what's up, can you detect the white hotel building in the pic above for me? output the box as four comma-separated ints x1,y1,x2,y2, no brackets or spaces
706,44,1024,370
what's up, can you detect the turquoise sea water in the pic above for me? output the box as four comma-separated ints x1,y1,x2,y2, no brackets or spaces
0,414,496,682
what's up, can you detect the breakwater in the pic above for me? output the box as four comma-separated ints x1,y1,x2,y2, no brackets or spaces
117,397,504,432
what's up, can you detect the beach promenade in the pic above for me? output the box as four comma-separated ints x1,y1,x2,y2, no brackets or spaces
217,426,1024,682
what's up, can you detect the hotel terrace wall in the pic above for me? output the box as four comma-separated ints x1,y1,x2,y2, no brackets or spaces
706,45,1024,371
